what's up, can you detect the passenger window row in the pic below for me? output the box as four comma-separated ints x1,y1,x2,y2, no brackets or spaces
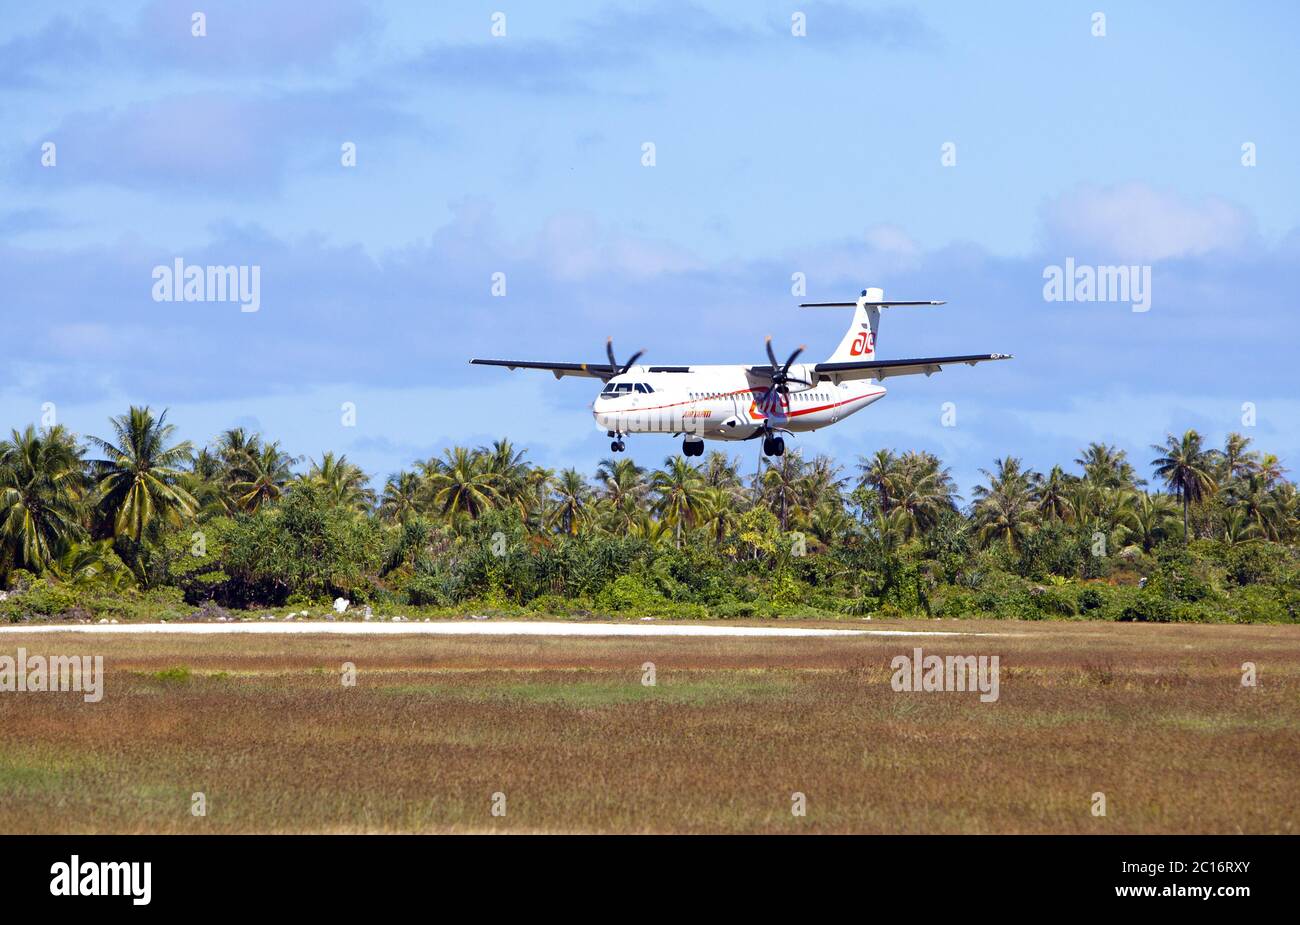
683,391,838,401
603,388,839,401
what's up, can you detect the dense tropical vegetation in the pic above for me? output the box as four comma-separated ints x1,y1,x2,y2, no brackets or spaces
1,406,1297,623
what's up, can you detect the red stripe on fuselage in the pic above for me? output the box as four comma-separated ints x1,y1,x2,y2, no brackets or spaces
609,386,882,418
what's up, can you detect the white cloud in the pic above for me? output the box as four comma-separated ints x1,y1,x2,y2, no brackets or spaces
530,212,704,281
789,223,924,289
1038,183,1256,262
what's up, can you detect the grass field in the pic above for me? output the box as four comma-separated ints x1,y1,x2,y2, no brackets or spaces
1,620,1297,834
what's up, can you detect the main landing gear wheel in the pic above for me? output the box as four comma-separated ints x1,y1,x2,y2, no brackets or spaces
682,439,704,457
762,435,786,457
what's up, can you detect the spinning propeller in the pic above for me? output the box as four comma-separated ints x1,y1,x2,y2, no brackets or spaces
605,337,645,378
762,336,810,395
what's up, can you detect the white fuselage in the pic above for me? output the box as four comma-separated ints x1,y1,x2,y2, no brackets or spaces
592,365,887,441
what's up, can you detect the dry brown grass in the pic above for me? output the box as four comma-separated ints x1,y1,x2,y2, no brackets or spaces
1,620,1297,833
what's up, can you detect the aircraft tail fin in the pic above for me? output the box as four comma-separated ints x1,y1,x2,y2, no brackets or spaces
801,288,945,362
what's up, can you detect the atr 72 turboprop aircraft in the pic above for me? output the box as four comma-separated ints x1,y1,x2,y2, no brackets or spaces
471,288,1011,458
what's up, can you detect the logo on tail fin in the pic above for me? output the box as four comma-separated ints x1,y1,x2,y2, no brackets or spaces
850,328,875,357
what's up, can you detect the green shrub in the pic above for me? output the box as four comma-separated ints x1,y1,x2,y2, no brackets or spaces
404,573,448,607
1229,586,1290,623
1224,543,1287,586
3,579,81,616
1078,585,1107,613
715,600,761,619
767,572,805,606
1115,586,1215,623
595,574,665,613
1033,585,1079,618
838,596,873,617
933,589,977,618
223,486,385,606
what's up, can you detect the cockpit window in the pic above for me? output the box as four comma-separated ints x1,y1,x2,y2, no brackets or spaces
603,381,654,395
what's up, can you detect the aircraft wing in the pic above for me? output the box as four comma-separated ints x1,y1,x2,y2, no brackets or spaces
470,358,618,380
814,353,1012,382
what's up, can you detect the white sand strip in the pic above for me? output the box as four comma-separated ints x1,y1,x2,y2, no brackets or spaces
0,621,1017,638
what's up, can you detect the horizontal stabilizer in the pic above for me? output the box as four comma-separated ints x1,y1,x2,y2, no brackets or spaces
800,300,946,308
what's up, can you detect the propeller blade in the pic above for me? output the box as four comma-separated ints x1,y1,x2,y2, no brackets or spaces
782,345,806,373
605,337,618,370
620,349,645,374
765,336,779,370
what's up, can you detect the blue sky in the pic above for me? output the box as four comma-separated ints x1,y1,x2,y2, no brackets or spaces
2,0,1297,496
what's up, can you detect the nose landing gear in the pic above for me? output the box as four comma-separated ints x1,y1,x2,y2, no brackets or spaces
607,431,626,453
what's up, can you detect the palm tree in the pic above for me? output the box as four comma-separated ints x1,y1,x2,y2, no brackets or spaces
602,494,654,536
379,470,424,524
215,427,261,485
230,442,298,512
1256,453,1288,487
184,447,229,515
594,457,646,507
1220,432,1258,483
306,452,375,512
421,447,498,521
890,451,957,538
971,457,1039,552
1265,482,1298,543
760,451,806,531
651,455,708,545
1075,442,1138,489
1089,488,1138,552
1230,473,1278,540
418,449,499,524
89,407,197,542
1065,479,1097,524
972,494,1036,552
810,500,854,547
1124,491,1179,553
798,455,846,518
700,484,746,543
1036,465,1074,523
0,425,86,576
48,538,134,591
702,451,743,491
548,468,591,536
1150,430,1218,543
484,439,531,514
1220,507,1261,546
523,466,555,531
857,449,901,513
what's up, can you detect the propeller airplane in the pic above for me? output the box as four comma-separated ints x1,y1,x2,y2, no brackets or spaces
471,288,1011,457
